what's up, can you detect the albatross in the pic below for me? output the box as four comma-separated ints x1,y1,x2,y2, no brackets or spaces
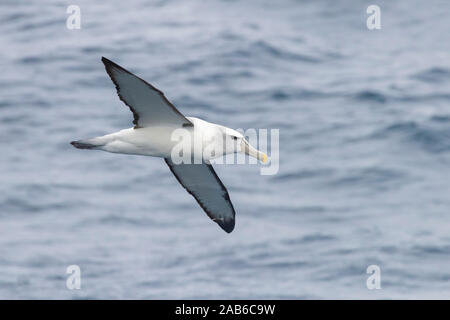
71,57,267,233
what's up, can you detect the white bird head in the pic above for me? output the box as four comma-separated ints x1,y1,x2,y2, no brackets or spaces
222,128,267,163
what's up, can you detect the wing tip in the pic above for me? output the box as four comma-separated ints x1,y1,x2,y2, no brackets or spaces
216,218,235,233
101,56,121,71
101,56,111,66
102,57,131,76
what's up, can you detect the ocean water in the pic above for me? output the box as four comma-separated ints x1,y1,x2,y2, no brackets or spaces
1,0,450,299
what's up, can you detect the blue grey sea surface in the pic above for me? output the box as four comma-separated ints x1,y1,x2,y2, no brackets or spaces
1,0,450,299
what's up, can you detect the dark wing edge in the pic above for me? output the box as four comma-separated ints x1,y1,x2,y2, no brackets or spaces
164,159,236,233
101,56,193,129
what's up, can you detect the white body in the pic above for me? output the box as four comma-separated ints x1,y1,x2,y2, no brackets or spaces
84,117,247,161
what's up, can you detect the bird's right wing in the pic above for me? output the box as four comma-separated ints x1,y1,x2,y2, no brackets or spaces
165,158,236,233
102,57,193,129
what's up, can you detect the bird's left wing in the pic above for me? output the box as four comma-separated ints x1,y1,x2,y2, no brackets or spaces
165,158,236,233
102,57,193,129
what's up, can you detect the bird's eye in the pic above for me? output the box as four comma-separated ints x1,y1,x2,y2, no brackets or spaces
232,136,238,140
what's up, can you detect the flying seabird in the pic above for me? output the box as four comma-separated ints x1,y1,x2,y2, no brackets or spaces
71,57,267,233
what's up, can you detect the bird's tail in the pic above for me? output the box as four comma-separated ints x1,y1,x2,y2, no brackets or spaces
70,139,101,150
71,134,114,150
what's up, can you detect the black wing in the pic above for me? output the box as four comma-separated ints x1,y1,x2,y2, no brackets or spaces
102,57,193,129
165,158,236,233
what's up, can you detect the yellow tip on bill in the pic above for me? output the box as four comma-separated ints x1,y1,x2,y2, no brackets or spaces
262,153,268,163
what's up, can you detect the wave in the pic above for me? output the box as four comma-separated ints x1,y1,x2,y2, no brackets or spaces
353,90,387,103
412,67,450,83
372,120,450,153
328,167,406,188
